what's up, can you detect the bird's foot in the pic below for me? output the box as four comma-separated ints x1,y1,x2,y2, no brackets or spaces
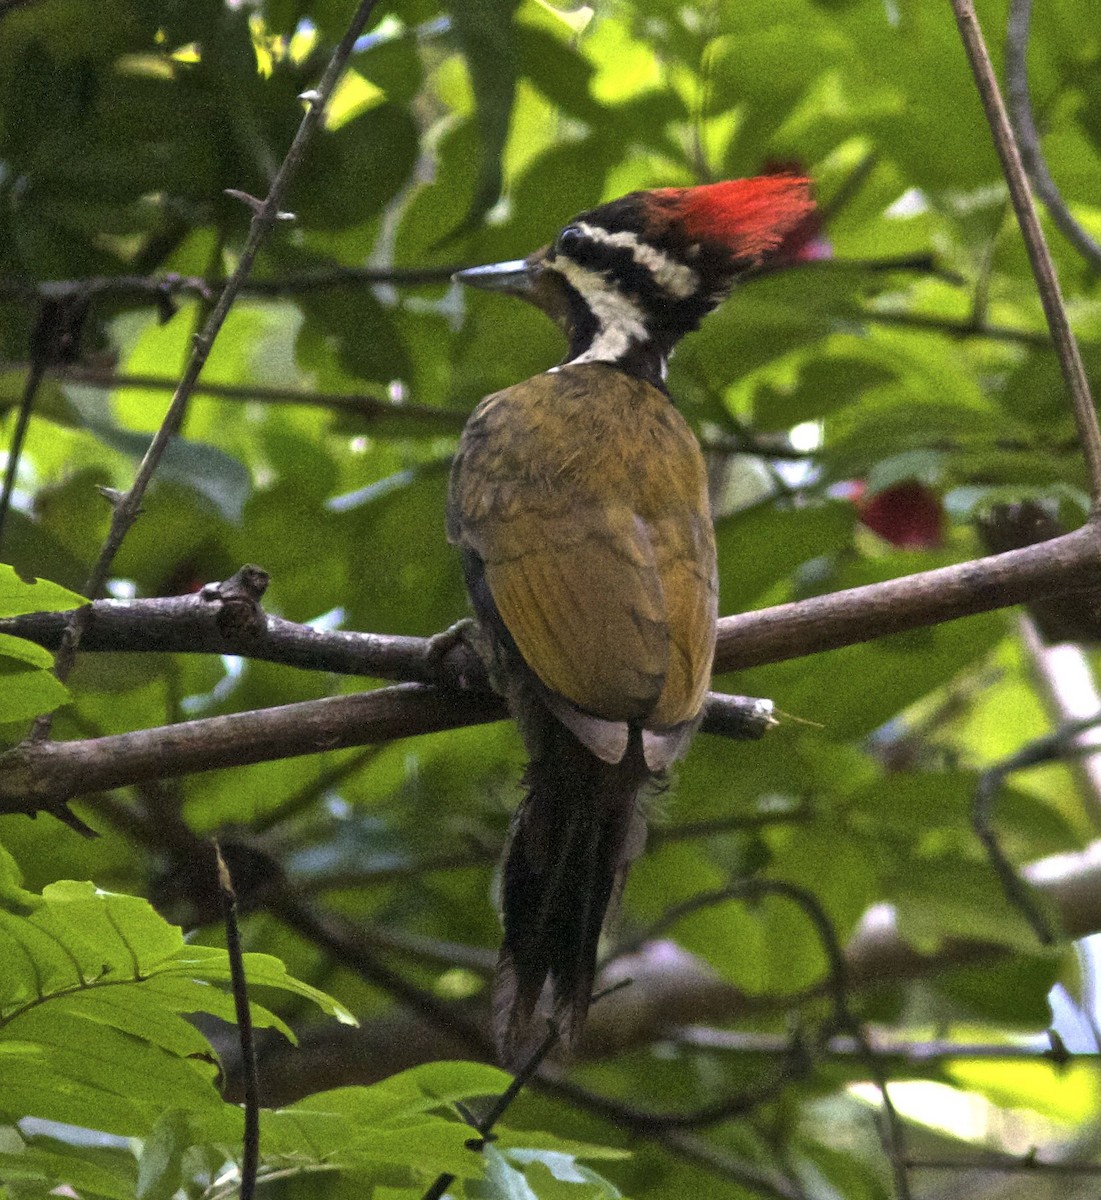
424,618,488,691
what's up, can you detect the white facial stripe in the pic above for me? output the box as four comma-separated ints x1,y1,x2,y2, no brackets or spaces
575,221,699,299
554,256,648,366
569,326,635,366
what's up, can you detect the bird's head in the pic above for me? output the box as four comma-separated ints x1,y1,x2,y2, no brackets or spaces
455,175,815,387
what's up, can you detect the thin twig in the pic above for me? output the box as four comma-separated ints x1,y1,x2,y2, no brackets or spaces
215,842,260,1200
249,746,381,835
973,712,1101,945
675,1027,1077,1065
767,882,912,1200
646,1131,808,1200
0,253,947,309
0,358,44,551
29,0,386,744
818,150,879,225
48,367,469,434
419,1022,563,1200
1005,0,1101,274
968,198,1012,328
951,0,1101,501
298,808,812,895
0,264,461,305
867,309,1050,347
909,1155,1101,1175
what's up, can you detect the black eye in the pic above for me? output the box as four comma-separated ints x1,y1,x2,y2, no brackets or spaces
556,225,584,255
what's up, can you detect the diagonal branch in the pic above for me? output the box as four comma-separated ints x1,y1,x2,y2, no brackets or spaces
713,519,1101,672
31,0,387,745
1005,0,1101,275
950,0,1101,502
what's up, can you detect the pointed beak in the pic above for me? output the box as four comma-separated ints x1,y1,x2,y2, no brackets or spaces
452,259,535,296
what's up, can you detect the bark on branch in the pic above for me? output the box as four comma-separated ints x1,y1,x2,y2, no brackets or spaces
0,687,774,812
5,521,1100,678
2,519,1099,812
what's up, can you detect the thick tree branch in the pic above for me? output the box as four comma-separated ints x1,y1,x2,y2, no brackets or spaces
713,519,1101,672
5,520,1101,680
0,590,438,681
3,520,1100,810
0,687,773,811
0,685,502,811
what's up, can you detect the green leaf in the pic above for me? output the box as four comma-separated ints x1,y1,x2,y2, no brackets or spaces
191,1067,513,1180
0,632,53,670
291,102,418,230
506,1149,624,1190
0,657,69,722
0,1133,138,1200
447,0,522,236
0,844,40,916
893,853,1057,955
78,421,252,524
478,1144,538,1200
136,1111,196,1200
716,501,855,611
0,878,353,1141
289,1061,511,1124
0,564,86,617
159,946,357,1027
754,354,897,429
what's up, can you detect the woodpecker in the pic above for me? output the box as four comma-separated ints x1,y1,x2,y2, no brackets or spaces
448,175,815,1063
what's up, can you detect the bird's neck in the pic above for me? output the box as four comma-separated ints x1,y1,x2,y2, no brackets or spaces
563,336,667,389
561,290,671,390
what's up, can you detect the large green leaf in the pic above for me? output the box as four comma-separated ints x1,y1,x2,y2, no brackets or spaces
0,877,351,1139
0,564,86,617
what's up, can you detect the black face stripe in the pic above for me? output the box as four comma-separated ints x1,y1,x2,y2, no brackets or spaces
535,192,752,378
555,275,601,356
556,236,719,348
561,236,671,313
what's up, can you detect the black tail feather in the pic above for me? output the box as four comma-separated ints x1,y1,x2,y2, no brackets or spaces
493,717,650,1065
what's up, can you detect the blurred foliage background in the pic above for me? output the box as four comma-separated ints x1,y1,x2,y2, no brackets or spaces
2,0,1101,1196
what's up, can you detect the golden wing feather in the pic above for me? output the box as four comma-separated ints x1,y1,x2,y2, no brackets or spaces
448,364,716,730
